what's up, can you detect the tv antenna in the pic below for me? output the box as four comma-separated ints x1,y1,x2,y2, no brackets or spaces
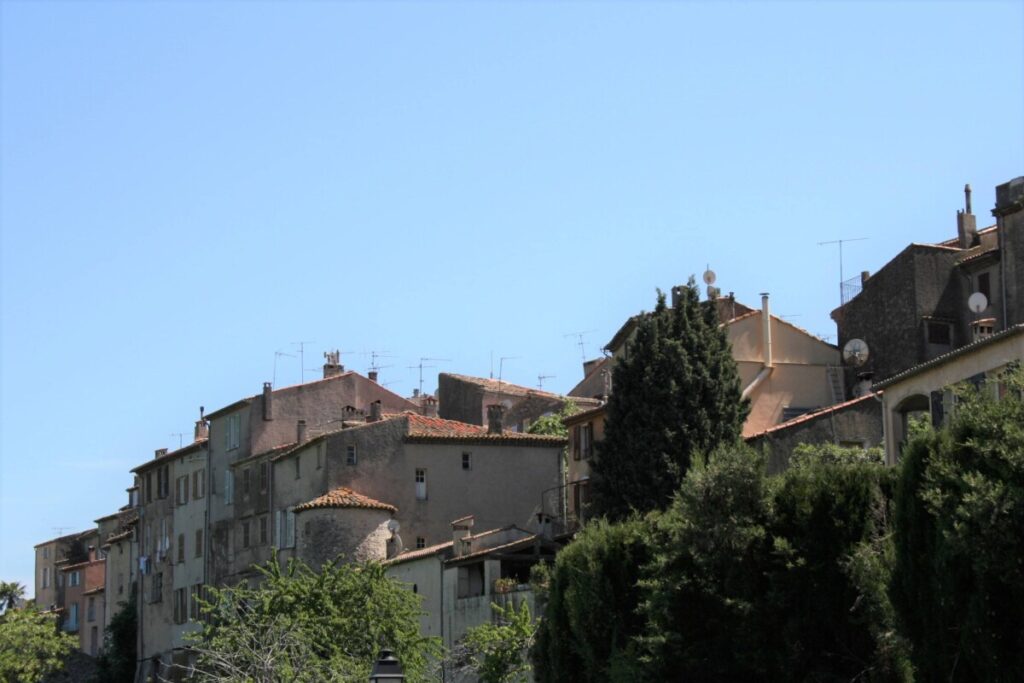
538,374,556,390
291,341,316,383
408,357,450,396
273,349,296,387
818,237,868,306
496,356,521,396
368,350,396,374
169,432,185,449
52,526,74,537
563,330,596,362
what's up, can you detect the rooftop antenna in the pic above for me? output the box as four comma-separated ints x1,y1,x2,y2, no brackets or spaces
52,526,74,537
538,374,556,390
817,237,868,307
169,432,185,449
291,341,315,383
368,350,396,375
273,349,296,388
407,357,450,396
563,330,596,362
497,356,521,396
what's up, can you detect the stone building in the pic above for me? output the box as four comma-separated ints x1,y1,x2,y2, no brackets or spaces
833,177,1024,389
269,409,566,562
57,538,105,657
33,529,94,613
439,373,600,432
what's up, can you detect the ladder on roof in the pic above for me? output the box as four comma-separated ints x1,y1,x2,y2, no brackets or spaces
826,365,845,405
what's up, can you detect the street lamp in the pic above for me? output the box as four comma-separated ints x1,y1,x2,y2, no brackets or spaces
369,649,405,682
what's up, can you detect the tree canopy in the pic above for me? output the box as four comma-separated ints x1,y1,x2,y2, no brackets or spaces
0,607,77,683
590,281,748,519
186,553,441,683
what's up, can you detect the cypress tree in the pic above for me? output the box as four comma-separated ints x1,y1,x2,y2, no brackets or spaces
589,279,748,519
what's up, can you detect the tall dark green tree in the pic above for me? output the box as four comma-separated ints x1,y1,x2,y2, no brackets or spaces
93,592,137,683
590,280,748,519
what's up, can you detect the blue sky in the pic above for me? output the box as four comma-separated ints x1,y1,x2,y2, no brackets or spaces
1,1,1021,590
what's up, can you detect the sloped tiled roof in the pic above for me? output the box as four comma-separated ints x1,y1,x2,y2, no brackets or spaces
131,438,208,474
383,540,454,566
745,393,880,440
294,487,397,514
443,373,562,399
404,413,566,445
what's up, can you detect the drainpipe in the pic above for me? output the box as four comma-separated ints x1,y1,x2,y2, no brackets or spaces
741,293,775,400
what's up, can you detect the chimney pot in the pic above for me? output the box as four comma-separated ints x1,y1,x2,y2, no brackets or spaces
451,516,475,556
194,405,209,441
861,270,870,286
262,382,273,421
296,420,307,444
486,404,505,434
422,395,438,418
323,350,344,379
369,400,382,422
154,448,168,459
368,370,378,383
760,293,773,369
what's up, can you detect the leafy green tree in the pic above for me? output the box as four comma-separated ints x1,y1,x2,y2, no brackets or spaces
0,607,76,683
590,281,748,519
533,517,652,683
453,600,536,683
0,582,24,614
185,553,441,682
892,370,1024,682
93,592,136,683
789,441,885,467
528,399,577,437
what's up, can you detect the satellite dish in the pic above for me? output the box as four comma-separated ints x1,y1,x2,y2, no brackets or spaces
703,269,717,285
968,292,988,313
843,338,869,367
386,519,401,533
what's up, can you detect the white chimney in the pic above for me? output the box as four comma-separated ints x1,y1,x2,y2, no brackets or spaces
760,293,773,368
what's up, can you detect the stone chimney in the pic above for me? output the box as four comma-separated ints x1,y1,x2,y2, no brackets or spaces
323,350,344,379
154,448,168,459
861,270,871,286
452,516,474,557
194,406,209,442
582,358,601,377
957,184,978,248
369,400,382,423
486,404,504,434
422,395,438,418
368,370,378,383
296,420,307,444
262,382,273,421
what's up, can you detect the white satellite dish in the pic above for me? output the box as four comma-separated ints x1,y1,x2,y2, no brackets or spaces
386,519,401,533
703,269,717,285
968,291,988,313
843,338,869,367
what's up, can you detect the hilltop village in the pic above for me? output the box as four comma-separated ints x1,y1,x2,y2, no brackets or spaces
32,177,1024,681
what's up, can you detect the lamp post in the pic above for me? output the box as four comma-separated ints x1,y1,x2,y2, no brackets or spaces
369,649,405,682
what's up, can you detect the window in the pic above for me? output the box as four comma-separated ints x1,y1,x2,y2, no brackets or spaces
415,469,427,500
173,587,187,624
43,547,49,559
259,516,268,545
189,585,202,621
581,423,593,459
90,626,99,656
57,573,63,588
176,475,189,505
224,469,234,505
195,530,204,558
226,414,241,450
978,271,992,301
69,571,81,587
160,518,170,559
150,573,163,603
572,425,581,460
193,469,205,499
87,597,95,622
158,465,170,499
926,320,952,346
456,563,485,598
416,537,426,549
66,603,79,631
242,521,251,549
177,534,185,563
259,462,268,492
42,567,49,588
277,508,296,549
146,472,153,503
243,468,251,496
346,445,357,466
462,452,472,470
294,456,301,480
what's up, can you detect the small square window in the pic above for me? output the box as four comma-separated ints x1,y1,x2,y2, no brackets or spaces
462,452,471,470
416,537,426,549
346,445,357,466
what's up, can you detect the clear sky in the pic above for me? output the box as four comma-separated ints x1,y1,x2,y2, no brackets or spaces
1,1,1021,591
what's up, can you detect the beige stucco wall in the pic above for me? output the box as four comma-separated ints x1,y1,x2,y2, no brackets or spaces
882,332,1024,463
385,555,444,640
103,535,136,630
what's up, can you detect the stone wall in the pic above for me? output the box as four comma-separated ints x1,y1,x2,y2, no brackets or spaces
296,507,391,568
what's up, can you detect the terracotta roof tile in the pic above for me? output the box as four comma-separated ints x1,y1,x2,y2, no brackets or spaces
745,393,880,439
383,540,454,566
403,413,567,445
294,487,397,514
